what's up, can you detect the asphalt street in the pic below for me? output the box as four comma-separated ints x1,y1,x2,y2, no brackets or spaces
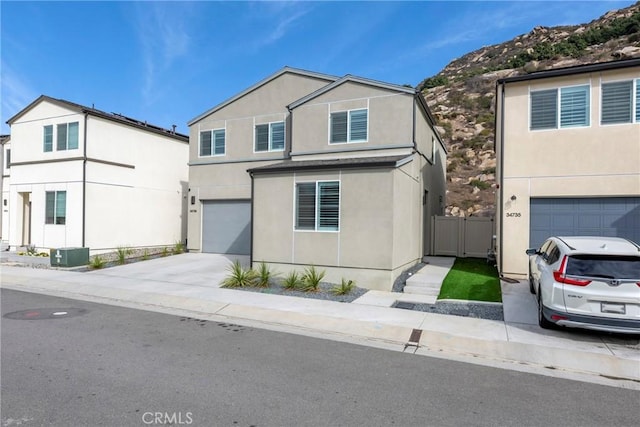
2,289,638,427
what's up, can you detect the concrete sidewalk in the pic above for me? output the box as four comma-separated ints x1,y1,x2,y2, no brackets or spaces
1,255,638,387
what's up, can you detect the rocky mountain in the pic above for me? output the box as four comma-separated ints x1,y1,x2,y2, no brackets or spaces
420,2,640,217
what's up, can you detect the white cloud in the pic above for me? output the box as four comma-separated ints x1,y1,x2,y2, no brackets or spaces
247,2,312,50
1,61,37,133
132,2,195,105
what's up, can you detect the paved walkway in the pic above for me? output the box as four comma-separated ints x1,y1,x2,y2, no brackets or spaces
1,253,638,387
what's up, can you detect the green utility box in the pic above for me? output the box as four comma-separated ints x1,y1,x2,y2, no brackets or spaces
50,247,90,267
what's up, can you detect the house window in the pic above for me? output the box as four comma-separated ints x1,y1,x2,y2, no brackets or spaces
330,109,368,143
50,122,79,151
5,149,10,169
44,125,53,152
45,191,66,225
200,129,225,156
560,85,589,127
601,81,634,125
295,181,339,231
255,122,285,152
636,79,640,122
531,86,590,130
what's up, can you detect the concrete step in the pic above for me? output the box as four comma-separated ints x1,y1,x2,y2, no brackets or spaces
403,284,441,296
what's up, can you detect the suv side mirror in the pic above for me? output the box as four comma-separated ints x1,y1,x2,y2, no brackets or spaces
525,248,538,256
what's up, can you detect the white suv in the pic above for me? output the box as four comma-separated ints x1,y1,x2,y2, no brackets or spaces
526,236,640,334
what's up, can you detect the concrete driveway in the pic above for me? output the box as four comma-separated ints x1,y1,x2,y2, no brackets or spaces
86,253,249,288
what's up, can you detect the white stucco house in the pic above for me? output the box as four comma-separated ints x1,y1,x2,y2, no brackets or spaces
1,134,10,243
5,95,189,253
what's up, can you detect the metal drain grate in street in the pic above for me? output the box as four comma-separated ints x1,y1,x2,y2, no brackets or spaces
3,308,88,320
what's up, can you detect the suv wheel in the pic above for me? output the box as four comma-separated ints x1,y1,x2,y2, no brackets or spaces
528,264,535,294
537,292,555,329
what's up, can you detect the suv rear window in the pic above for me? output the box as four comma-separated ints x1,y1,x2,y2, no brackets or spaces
567,255,640,279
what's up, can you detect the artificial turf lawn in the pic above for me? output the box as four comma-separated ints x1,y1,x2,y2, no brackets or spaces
437,257,502,302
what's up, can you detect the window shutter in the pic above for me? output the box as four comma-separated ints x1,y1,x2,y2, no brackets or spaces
635,80,640,122
601,81,632,124
330,112,347,143
200,131,212,156
531,89,557,130
45,192,55,224
56,191,66,225
296,183,316,230
560,86,589,128
57,123,68,150
271,122,285,150
213,130,225,155
44,125,53,152
255,124,269,151
68,122,79,149
349,109,367,141
318,182,339,231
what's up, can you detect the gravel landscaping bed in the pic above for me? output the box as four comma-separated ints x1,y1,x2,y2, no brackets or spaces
234,281,368,303
392,300,504,321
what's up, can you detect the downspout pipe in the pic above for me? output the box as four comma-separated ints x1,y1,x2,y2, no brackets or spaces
82,112,88,248
249,171,254,266
498,82,505,275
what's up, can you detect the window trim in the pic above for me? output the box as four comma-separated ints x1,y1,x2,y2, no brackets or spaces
600,78,639,126
329,108,369,144
254,121,285,153
45,191,66,225
294,180,340,233
199,128,226,157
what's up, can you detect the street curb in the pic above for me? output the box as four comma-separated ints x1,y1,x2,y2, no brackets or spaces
2,280,639,385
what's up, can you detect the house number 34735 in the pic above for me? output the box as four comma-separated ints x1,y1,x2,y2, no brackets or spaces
506,212,521,217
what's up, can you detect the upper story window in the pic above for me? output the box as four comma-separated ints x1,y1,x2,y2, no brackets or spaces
330,109,368,143
601,80,640,125
5,148,10,170
295,181,340,232
255,122,285,152
530,85,590,130
200,129,225,156
45,191,66,225
44,122,79,152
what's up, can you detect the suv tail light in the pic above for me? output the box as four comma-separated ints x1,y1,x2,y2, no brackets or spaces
553,255,592,286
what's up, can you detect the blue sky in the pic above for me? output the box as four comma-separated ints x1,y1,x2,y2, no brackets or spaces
1,1,635,134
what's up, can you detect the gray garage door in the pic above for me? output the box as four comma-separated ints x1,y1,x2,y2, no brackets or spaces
202,200,251,255
530,197,640,249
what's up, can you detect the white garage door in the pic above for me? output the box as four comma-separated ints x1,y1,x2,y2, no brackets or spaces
530,197,640,249
202,200,251,255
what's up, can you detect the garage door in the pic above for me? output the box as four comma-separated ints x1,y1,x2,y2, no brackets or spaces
530,197,640,249
202,200,251,255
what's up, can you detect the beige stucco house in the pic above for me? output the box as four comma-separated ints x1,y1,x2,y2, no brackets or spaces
495,58,640,278
188,67,446,290
6,96,189,253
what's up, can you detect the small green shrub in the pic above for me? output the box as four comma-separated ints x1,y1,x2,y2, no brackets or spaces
282,271,303,290
174,241,185,254
220,261,257,288
161,247,169,257
447,160,458,173
301,265,325,292
116,246,133,265
470,179,491,190
26,245,37,256
255,262,276,288
331,278,355,295
142,249,149,261
90,255,106,269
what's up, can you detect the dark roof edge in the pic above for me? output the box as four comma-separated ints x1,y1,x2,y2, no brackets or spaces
248,155,412,174
7,95,188,142
497,58,640,84
188,66,339,125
